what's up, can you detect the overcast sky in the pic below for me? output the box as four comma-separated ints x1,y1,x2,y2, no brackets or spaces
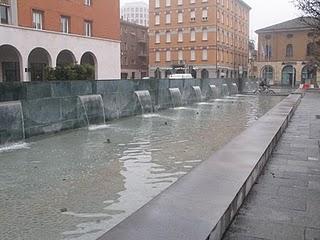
120,0,302,43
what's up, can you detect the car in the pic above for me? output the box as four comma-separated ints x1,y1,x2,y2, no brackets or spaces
168,73,193,79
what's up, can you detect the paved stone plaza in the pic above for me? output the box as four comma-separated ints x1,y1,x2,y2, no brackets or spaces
224,92,320,240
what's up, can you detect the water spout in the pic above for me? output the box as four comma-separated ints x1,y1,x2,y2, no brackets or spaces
191,86,202,102
168,88,183,108
0,101,25,144
79,95,106,126
134,90,153,114
208,85,219,99
221,84,230,97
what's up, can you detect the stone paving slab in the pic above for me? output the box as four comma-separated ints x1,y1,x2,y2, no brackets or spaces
97,94,301,240
224,92,320,240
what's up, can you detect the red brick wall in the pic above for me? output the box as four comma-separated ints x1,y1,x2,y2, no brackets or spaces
17,0,120,40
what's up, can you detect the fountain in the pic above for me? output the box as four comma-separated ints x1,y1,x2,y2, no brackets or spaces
221,84,230,97
78,95,106,126
230,83,239,95
0,101,25,144
134,90,153,113
208,85,219,99
168,88,183,107
191,86,202,102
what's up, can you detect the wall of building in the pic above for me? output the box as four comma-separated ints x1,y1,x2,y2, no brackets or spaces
121,1,149,27
0,24,121,81
17,0,120,40
148,0,250,79
121,21,148,79
257,28,319,85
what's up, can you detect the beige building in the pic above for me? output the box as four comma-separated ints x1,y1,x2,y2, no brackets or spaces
148,0,251,79
256,17,320,86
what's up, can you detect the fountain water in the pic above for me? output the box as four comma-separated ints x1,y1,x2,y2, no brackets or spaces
209,85,219,99
0,101,25,144
191,86,202,102
168,88,183,107
230,83,239,95
221,84,230,97
134,90,153,113
78,95,106,126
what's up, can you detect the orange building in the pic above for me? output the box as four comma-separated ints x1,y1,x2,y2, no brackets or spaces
256,17,320,86
0,0,120,81
148,0,250,79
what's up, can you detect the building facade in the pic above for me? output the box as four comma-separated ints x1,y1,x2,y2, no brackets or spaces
121,1,149,27
256,17,320,86
148,0,250,79
121,20,148,79
0,0,120,82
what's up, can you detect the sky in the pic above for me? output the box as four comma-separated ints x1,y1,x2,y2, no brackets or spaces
120,0,302,44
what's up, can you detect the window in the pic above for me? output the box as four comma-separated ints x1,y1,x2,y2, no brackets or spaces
155,31,160,43
155,14,160,25
178,29,183,42
32,10,43,30
166,50,171,61
166,31,171,43
60,16,70,33
166,13,171,24
190,0,195,3
202,49,208,60
84,21,92,36
190,28,196,41
178,12,183,23
0,5,9,24
190,48,196,61
156,51,160,62
190,9,195,21
178,50,183,61
202,28,208,41
166,0,171,7
286,44,293,57
178,0,183,5
155,0,160,8
307,42,315,56
84,0,91,6
202,9,208,21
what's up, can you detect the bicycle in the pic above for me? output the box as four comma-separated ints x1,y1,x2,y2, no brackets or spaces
254,86,276,95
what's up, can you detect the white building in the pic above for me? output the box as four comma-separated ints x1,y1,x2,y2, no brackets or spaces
0,0,120,82
121,1,149,27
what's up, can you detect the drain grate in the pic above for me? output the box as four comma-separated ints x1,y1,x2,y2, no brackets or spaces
316,115,320,119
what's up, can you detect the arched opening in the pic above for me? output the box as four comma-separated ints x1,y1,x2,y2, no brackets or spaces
191,69,197,79
281,65,296,86
165,69,172,78
56,50,76,66
28,48,51,81
261,65,274,83
80,52,97,79
201,69,209,79
301,65,317,84
155,68,161,79
0,45,22,82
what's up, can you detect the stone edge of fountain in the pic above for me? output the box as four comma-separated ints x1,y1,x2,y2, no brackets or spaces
97,93,303,240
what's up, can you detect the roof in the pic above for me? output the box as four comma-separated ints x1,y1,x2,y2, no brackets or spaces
256,17,314,33
238,0,251,10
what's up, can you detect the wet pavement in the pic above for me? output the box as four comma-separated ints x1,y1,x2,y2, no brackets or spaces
224,92,320,240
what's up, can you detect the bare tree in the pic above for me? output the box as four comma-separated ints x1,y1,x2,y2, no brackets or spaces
294,0,320,33
294,0,320,62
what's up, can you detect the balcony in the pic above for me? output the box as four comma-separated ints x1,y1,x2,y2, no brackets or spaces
138,38,147,44
138,52,147,57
